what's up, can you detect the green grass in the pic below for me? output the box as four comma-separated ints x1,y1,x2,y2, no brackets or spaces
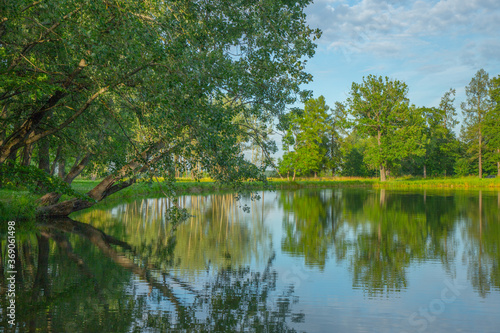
1,175,498,221
377,176,500,189
0,189,38,222
67,176,500,204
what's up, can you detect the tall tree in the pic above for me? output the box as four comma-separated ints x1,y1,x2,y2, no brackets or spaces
0,0,320,216
279,96,330,177
408,89,459,178
325,101,349,176
461,69,492,178
347,75,425,181
439,88,459,132
485,75,500,176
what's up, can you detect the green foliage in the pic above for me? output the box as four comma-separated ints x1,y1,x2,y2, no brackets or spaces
340,131,376,177
460,69,493,177
484,75,500,176
0,190,37,222
0,0,321,213
346,75,426,180
0,160,89,199
401,89,460,178
454,158,471,177
278,96,337,177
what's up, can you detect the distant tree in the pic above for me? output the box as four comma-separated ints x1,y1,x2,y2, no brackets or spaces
461,69,492,178
234,112,277,172
347,75,425,181
439,88,459,132
340,131,376,177
406,89,459,178
325,101,349,176
278,110,300,180
485,75,500,176
279,96,331,178
296,96,330,177
277,151,298,180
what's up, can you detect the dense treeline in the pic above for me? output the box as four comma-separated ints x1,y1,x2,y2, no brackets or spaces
277,69,500,181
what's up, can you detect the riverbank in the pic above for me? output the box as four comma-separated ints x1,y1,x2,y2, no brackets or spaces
1,176,499,222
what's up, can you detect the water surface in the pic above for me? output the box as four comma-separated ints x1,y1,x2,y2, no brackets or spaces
2,188,500,332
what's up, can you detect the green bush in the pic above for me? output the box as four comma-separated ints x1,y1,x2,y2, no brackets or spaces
0,191,37,222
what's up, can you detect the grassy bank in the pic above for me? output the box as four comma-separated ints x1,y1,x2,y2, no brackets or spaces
375,176,500,189
1,176,499,222
47,176,500,198
0,189,38,222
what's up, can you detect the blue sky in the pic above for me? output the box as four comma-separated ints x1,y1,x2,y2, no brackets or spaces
301,0,500,111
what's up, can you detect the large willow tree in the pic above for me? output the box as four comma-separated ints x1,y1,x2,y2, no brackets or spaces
0,0,320,216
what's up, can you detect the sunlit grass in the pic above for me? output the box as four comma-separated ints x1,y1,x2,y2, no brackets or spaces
70,175,499,197
380,176,500,188
1,175,498,219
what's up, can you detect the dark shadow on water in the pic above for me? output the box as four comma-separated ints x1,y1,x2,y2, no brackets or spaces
0,217,302,333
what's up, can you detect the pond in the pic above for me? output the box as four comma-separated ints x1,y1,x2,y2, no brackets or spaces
2,188,500,332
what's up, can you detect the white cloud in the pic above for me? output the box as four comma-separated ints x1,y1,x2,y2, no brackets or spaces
305,0,500,60
299,0,500,118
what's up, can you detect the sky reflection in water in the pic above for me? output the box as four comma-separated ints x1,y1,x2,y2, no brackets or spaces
3,188,500,332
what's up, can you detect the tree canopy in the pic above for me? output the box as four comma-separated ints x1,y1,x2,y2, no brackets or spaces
346,75,425,181
460,69,492,178
0,0,320,215
278,95,332,178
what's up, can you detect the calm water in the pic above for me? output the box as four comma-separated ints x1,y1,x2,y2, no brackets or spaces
2,188,500,332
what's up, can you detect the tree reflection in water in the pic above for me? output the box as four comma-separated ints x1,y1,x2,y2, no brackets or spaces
0,217,301,333
1,189,500,332
279,188,500,298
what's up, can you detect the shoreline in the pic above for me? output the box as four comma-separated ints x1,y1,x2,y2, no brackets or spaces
1,176,499,222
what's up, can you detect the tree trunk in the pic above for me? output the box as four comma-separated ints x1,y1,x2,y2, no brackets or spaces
6,148,18,161
63,154,91,184
50,145,63,176
37,138,50,173
0,59,90,163
39,153,92,206
0,90,65,164
331,132,335,177
497,149,500,177
37,177,136,216
0,104,7,144
292,169,296,181
58,158,66,179
423,164,427,179
380,164,386,182
377,128,386,182
37,140,167,216
21,143,33,166
36,137,51,191
478,125,482,179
